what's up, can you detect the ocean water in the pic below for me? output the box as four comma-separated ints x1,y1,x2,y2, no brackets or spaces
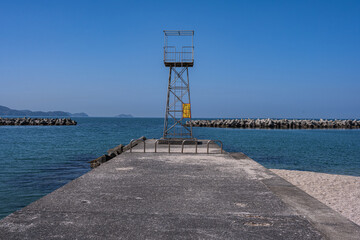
0,117,359,219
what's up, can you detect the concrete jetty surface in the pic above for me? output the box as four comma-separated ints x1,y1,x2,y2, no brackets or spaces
0,139,359,239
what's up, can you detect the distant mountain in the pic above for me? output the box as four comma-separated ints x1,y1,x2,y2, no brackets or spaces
0,105,89,117
70,112,89,117
115,114,133,118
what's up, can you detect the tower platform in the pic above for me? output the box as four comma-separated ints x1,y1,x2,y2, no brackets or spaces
0,139,359,239
164,61,194,67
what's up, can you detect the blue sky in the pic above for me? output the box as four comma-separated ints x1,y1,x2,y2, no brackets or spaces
0,0,359,118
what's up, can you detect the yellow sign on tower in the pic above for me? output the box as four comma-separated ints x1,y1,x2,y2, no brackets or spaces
182,104,191,118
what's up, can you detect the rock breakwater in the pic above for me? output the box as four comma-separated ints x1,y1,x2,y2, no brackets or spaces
186,119,360,129
0,117,77,126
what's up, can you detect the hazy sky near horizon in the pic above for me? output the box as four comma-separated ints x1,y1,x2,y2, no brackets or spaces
0,0,359,118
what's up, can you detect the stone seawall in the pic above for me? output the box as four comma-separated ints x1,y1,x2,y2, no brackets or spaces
186,119,360,129
89,136,146,168
0,117,77,126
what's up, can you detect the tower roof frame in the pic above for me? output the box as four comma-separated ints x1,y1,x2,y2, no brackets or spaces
164,30,194,36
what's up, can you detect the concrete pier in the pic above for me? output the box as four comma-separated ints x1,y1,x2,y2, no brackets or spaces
0,139,359,239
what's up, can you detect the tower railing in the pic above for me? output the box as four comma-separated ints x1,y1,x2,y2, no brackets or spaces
164,46,194,63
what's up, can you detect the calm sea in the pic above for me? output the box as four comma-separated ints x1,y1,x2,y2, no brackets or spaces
0,117,359,219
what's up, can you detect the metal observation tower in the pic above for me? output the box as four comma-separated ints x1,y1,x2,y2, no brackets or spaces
162,30,194,139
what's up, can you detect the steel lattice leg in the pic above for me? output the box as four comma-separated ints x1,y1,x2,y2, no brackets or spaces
163,66,193,139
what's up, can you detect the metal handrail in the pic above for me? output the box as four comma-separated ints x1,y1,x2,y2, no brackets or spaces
154,139,159,153
181,139,198,153
155,139,170,153
129,138,146,153
206,140,223,154
154,139,171,153
129,139,135,153
129,139,223,154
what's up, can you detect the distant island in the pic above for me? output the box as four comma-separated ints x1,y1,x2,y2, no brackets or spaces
0,105,88,117
115,114,133,118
